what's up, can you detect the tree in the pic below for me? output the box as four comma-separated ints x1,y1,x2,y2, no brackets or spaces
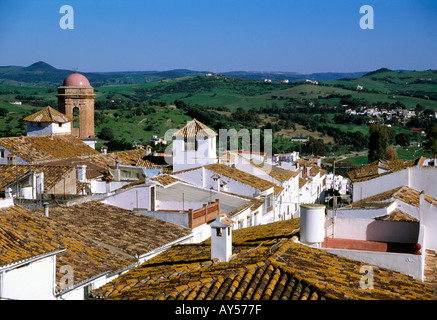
301,136,326,156
395,132,410,148
385,146,398,161
425,124,437,155
0,108,8,117
368,124,389,162
99,127,115,141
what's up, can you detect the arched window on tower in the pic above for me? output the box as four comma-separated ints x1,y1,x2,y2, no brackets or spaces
72,107,80,129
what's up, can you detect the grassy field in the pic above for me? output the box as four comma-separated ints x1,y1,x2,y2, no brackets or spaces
1,69,437,155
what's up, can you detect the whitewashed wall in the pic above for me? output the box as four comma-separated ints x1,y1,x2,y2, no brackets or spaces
27,122,71,136
327,217,420,244
352,169,409,202
1,255,56,300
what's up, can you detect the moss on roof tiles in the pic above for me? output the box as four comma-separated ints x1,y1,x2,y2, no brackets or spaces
172,119,217,138
0,134,99,163
37,201,192,258
0,164,74,193
91,217,434,300
23,106,72,123
205,163,276,191
0,204,134,291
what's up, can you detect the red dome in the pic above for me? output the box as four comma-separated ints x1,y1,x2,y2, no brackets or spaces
62,72,91,86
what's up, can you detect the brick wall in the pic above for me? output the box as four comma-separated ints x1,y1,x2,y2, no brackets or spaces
57,86,96,139
188,199,220,229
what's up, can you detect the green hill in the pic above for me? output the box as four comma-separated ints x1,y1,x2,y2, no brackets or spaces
1,65,436,157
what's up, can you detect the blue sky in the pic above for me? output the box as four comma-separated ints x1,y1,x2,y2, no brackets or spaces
0,0,436,73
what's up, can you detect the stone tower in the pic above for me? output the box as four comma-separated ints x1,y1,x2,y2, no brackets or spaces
56,72,96,147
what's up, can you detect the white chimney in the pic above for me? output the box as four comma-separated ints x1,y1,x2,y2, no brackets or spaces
299,204,325,248
43,202,49,217
77,165,87,182
210,215,232,262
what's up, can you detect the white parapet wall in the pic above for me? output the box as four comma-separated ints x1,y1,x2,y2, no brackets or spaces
324,247,424,280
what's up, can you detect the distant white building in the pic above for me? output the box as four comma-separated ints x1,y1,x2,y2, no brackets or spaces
325,173,350,195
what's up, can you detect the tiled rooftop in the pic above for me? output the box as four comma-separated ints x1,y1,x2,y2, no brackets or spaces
205,163,276,192
37,200,192,259
249,158,298,182
0,204,62,267
348,159,417,182
90,218,434,300
0,164,74,193
375,208,419,222
0,204,134,290
0,134,99,163
172,119,217,138
349,185,437,210
41,148,158,180
23,106,72,123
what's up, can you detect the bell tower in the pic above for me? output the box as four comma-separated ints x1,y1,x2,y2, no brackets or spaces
57,72,96,148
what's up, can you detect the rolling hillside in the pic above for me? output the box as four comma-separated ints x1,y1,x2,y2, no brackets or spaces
1,63,437,159
0,61,371,87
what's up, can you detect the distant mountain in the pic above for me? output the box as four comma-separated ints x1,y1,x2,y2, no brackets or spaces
0,62,212,87
221,71,369,82
0,61,111,87
0,61,431,88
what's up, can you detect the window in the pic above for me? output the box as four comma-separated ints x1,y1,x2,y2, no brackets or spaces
265,195,273,209
0,149,4,158
184,137,196,151
150,186,155,211
247,215,253,227
216,228,222,237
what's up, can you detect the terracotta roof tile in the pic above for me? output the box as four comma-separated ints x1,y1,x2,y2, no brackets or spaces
249,159,298,182
36,200,192,258
349,186,437,209
172,119,217,138
0,164,74,192
23,106,72,123
0,204,133,291
205,163,276,192
375,209,419,222
91,218,434,300
348,159,417,182
0,134,99,163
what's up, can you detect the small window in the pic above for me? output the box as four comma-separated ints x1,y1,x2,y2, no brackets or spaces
0,149,4,158
216,228,222,237
150,186,156,211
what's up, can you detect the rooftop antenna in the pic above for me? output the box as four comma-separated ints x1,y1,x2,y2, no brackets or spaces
72,66,79,73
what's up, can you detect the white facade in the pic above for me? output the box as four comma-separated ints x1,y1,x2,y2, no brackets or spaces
172,166,274,199
102,182,157,211
352,165,437,202
0,251,62,300
26,122,71,136
325,173,350,195
0,146,28,165
172,136,217,172
5,171,44,200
